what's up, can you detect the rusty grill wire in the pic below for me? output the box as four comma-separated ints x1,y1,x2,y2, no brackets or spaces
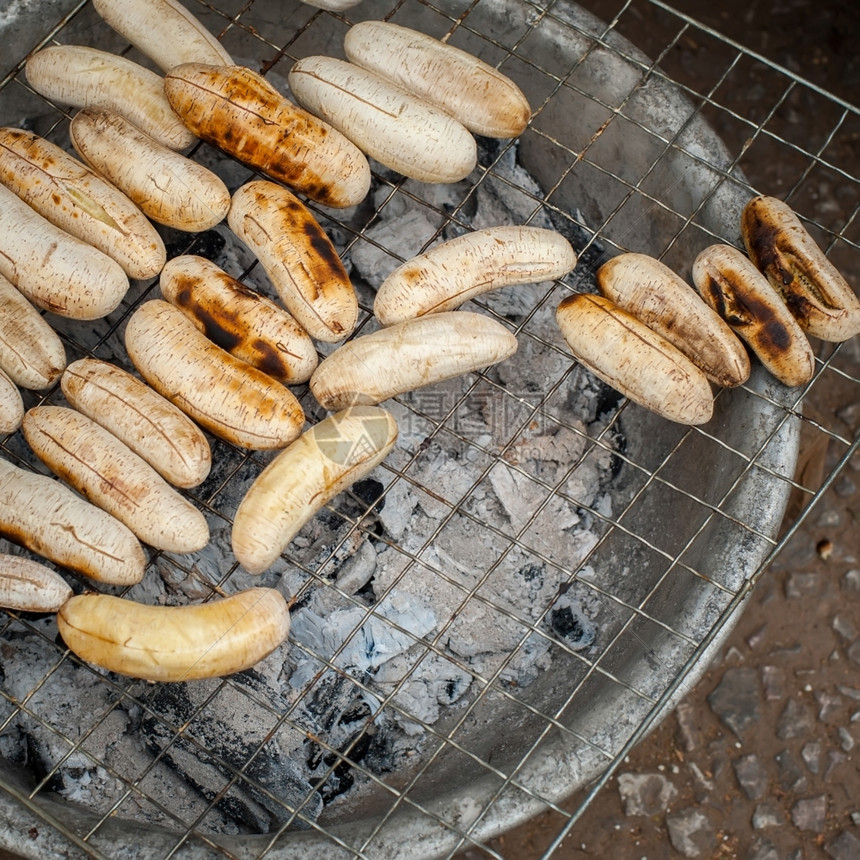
0,0,857,857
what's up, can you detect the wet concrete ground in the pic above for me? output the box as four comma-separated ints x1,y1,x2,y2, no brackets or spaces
471,0,860,857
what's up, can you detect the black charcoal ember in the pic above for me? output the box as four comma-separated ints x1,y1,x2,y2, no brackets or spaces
548,591,596,651
141,673,321,833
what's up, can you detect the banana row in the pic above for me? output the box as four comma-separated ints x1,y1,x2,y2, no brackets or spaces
556,196,860,425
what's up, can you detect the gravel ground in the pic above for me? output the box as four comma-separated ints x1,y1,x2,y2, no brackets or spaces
467,0,860,857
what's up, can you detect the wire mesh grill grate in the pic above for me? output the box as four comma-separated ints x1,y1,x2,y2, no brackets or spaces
0,0,857,858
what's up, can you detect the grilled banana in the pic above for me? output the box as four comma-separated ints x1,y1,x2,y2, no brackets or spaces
374,225,577,324
597,252,750,387
692,243,815,388
125,299,305,450
164,63,370,208
309,311,517,411
344,21,531,138
0,457,146,585
556,293,714,426
159,255,318,384
742,195,860,342
26,45,195,151
288,55,477,184
61,358,212,489
22,405,210,554
232,407,398,574
227,180,357,343
57,588,290,681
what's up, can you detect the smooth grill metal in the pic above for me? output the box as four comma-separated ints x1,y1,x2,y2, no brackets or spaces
0,0,856,858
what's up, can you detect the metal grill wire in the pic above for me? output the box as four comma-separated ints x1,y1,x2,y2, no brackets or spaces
0,0,856,856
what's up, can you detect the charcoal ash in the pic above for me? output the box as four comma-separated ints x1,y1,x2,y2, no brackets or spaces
138,672,322,833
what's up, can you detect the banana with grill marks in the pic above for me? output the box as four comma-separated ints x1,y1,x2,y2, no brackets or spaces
742,195,860,342
556,292,714,426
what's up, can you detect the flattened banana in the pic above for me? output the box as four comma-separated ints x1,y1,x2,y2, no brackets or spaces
556,293,714,426
374,225,577,324
159,255,318,384
57,588,290,681
232,407,398,574
92,0,233,72
125,300,305,450
742,195,860,342
309,311,518,411
0,457,146,585
61,358,211,489
0,369,23,435
288,56,477,184
597,252,750,387
228,181,357,343
692,243,815,388
0,274,65,390
0,126,166,279
22,405,210,554
70,108,230,232
0,554,72,613
344,21,531,138
0,184,128,320
164,63,370,208
25,46,195,151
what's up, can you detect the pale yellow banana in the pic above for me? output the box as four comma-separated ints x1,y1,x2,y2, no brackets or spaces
57,588,290,681
0,274,65,390
0,184,128,320
374,225,577,324
0,554,72,613
26,45,195,151
0,126,165,279
288,56,477,184
344,21,531,138
232,407,398,574
70,108,230,232
22,405,210,554
92,0,233,72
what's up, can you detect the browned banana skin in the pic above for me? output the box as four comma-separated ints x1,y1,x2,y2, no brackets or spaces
163,63,371,209
692,244,814,388
227,181,358,342
742,195,860,342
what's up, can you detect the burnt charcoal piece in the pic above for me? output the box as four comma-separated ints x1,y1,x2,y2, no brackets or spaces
349,478,386,512
141,672,322,833
549,596,596,651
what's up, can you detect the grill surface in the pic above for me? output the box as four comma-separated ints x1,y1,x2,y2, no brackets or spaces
0,0,857,858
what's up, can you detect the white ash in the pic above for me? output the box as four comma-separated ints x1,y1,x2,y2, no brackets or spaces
0,140,624,835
